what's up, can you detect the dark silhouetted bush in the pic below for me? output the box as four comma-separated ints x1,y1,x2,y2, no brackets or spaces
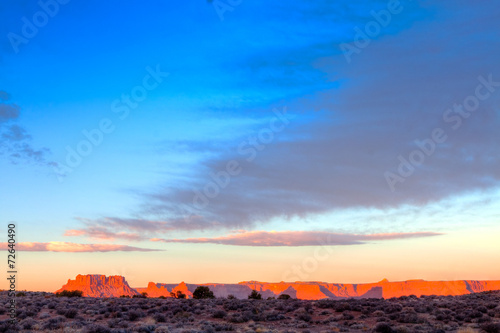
278,294,291,300
56,290,83,297
248,290,262,300
175,290,186,299
193,286,215,299
374,322,393,333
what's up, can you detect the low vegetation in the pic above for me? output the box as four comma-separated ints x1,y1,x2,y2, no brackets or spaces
248,290,262,300
0,290,499,332
192,286,215,299
55,290,83,297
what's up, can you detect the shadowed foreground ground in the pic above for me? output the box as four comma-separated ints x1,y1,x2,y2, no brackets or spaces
1,290,499,332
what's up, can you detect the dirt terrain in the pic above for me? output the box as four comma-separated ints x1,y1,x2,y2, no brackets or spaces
1,290,499,332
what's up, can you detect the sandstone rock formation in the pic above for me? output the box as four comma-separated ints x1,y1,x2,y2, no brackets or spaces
56,274,139,298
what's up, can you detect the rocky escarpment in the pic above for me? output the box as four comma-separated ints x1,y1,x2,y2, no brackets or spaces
56,274,139,297
57,275,500,299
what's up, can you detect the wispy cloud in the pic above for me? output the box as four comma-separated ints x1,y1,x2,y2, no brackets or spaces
0,90,56,167
1,241,162,252
151,230,442,246
64,216,220,241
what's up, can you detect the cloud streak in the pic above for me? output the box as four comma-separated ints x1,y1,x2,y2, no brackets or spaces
64,216,217,241
151,230,442,247
2,241,162,252
0,90,56,167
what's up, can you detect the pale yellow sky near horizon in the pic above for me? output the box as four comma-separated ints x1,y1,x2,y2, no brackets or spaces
8,224,500,292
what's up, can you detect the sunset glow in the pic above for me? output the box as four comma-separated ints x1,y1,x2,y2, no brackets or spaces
1,0,499,294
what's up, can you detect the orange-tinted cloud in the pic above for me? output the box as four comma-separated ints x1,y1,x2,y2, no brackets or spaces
1,241,162,252
151,230,442,246
64,227,144,241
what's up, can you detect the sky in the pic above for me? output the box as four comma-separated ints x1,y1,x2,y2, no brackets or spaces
0,0,499,292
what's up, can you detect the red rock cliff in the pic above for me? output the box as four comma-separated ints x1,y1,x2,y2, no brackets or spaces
55,274,139,297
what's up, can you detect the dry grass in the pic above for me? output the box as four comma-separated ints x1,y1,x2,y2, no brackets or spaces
457,327,478,333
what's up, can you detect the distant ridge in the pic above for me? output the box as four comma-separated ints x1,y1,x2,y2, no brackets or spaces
57,275,500,299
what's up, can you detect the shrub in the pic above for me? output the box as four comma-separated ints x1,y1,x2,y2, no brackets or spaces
20,318,36,330
335,302,352,312
171,290,187,299
342,312,354,320
15,292,26,297
0,320,20,333
84,324,111,333
481,323,500,333
384,304,403,314
56,307,67,315
154,313,166,322
227,294,236,299
127,310,144,321
55,290,83,297
64,308,78,318
193,286,215,299
478,306,489,313
278,294,291,300
298,312,312,322
228,313,250,323
213,323,234,331
213,309,227,318
136,325,156,333
42,316,65,330
248,290,262,300
374,322,393,333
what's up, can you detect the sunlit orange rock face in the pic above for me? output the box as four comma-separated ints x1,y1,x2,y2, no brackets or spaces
55,274,139,298
172,282,193,298
57,275,500,299
136,282,172,297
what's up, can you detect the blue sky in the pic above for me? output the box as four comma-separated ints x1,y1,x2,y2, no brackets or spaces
1,0,500,290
